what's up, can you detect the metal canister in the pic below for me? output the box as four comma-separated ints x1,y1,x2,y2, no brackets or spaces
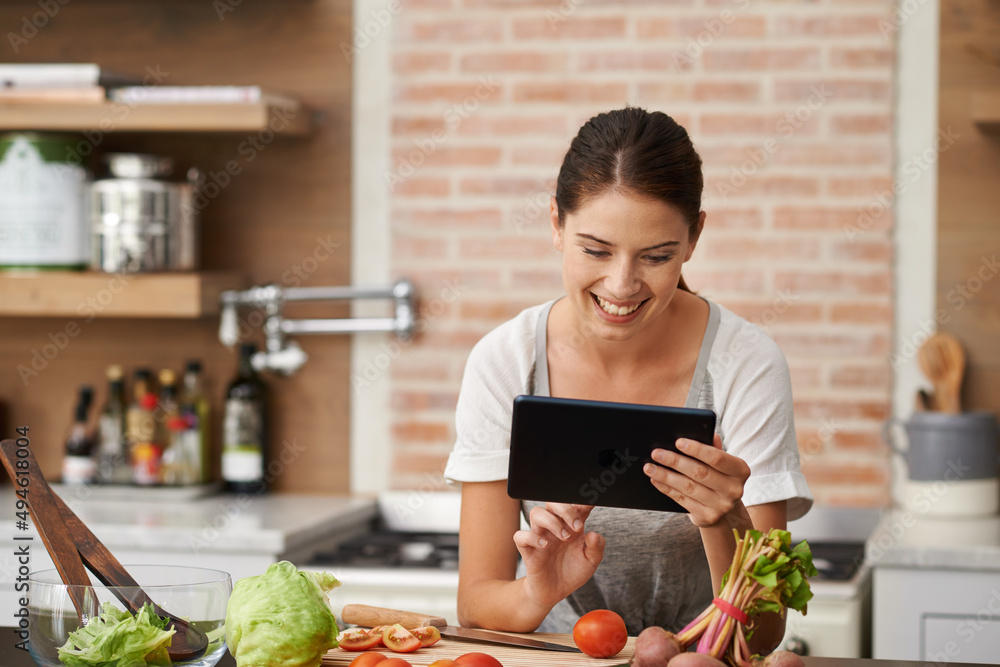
0,132,89,269
89,153,200,273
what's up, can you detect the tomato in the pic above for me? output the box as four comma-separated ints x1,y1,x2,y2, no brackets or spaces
573,609,628,658
349,652,388,667
455,652,504,667
339,628,383,651
428,661,461,667
381,624,422,653
411,626,441,647
377,659,413,667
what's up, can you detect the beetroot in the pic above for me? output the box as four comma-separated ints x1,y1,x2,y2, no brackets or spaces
754,651,805,667
665,652,728,667
630,626,682,667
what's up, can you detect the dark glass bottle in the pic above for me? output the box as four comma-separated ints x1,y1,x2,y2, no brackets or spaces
62,385,97,484
222,343,268,494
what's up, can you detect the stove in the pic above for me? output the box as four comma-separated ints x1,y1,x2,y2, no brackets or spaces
313,531,459,570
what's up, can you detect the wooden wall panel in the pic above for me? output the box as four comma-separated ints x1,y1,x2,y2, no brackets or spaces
0,0,353,494
936,0,1000,413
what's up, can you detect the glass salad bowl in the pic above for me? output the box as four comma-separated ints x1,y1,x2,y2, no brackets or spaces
26,565,232,667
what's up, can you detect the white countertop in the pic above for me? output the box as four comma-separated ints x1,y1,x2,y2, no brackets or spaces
0,485,379,555
865,509,1000,570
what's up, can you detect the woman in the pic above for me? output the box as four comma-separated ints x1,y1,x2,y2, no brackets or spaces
443,107,812,649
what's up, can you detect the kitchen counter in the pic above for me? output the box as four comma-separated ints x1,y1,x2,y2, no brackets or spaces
0,487,379,617
865,509,1000,570
866,509,1000,661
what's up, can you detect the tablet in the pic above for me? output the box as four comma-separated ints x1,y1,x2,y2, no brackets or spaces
507,395,717,513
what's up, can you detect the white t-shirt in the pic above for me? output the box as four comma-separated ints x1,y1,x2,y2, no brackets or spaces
444,298,813,633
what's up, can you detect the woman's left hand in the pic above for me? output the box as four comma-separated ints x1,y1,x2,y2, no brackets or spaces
643,433,751,527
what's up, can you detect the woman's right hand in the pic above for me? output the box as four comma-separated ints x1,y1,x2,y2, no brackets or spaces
513,502,605,609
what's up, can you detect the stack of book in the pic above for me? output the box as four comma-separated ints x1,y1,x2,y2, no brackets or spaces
0,63,137,104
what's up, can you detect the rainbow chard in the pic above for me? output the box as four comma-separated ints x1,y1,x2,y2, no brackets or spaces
675,528,817,667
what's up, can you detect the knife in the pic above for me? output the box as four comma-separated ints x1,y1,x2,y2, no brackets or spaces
341,603,582,653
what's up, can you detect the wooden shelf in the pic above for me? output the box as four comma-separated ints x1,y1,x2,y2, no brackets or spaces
0,100,312,135
0,270,244,318
971,91,1000,128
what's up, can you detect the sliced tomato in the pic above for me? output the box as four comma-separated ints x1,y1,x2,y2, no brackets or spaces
411,626,441,647
349,652,388,667
381,624,422,653
338,628,383,651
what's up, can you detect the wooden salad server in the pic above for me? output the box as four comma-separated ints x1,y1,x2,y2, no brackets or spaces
0,439,209,661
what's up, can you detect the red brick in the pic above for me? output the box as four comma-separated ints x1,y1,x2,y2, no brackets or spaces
513,82,628,103
827,176,895,197
672,15,768,38
705,207,764,229
823,489,891,508
831,238,893,262
831,113,892,134
830,47,894,69
830,301,893,324
510,269,564,289
797,428,827,457
458,237,556,259
832,430,889,452
774,79,891,102
773,15,887,37
513,17,626,40
454,115,568,136
459,300,541,321
462,0,565,6
698,236,821,261
392,207,503,230
392,146,503,168
460,177,555,196
693,82,760,102
721,300,824,325
635,17,673,38
461,52,569,73
705,175,821,199
699,113,816,135
801,460,889,485
703,48,822,71
391,391,459,411
776,332,891,357
831,364,891,389
392,235,449,260
793,398,891,420
416,328,494,349
510,144,569,166
405,269,503,290
394,81,504,104
392,420,452,442
398,19,503,43
391,177,451,197
578,50,689,72
680,268,765,292
773,206,891,231
769,142,891,166
788,363,824,389
636,82,693,101
393,116,450,136
390,357,454,382
393,52,452,75
773,270,891,295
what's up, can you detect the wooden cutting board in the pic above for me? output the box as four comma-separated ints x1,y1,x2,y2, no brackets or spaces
322,633,635,667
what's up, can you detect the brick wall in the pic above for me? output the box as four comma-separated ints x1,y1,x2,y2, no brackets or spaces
379,0,895,507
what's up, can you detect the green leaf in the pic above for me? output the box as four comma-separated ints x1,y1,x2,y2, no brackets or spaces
57,601,176,667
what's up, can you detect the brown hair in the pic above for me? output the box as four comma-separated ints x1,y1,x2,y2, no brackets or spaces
554,107,703,292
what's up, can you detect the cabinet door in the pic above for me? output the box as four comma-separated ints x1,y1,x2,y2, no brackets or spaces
923,614,1000,664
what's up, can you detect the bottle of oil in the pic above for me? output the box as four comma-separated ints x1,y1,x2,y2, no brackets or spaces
179,360,211,484
96,364,130,484
126,368,160,485
222,343,268,494
158,369,192,485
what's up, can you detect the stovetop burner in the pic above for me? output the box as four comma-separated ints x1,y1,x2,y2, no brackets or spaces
314,531,460,570
808,541,865,581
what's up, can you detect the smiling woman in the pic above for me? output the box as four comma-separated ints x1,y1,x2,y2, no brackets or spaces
443,108,813,651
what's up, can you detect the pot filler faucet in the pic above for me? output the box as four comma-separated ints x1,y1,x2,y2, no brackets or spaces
218,279,417,375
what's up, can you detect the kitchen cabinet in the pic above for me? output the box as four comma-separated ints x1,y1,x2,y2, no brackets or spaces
970,91,1000,129
868,511,1000,662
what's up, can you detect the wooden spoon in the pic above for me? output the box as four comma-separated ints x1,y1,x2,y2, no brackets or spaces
0,439,208,662
917,332,966,413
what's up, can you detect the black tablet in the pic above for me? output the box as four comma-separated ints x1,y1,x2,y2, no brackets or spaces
507,395,717,513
